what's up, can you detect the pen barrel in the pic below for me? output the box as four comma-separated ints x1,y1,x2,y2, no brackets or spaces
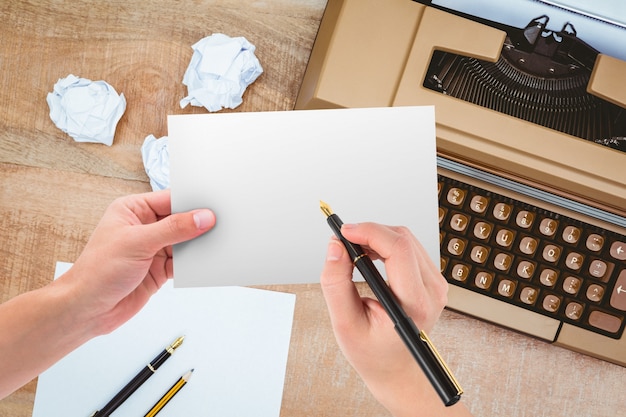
150,348,172,370
354,256,409,322
95,367,154,416
355,251,462,406
326,214,365,260
395,316,462,407
94,349,171,416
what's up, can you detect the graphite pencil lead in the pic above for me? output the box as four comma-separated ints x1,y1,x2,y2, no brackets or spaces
183,369,194,381
320,201,333,217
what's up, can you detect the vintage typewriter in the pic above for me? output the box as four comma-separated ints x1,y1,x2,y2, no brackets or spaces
296,0,626,365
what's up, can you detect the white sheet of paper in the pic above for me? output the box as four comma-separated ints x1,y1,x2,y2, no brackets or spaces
169,106,439,287
32,262,295,417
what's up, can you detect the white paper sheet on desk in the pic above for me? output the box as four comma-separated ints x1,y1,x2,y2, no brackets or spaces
169,106,440,287
32,262,295,417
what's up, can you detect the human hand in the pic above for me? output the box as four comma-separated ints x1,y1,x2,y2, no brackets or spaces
320,223,469,417
63,189,215,336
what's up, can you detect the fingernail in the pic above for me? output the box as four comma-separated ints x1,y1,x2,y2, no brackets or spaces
341,223,357,231
193,210,215,230
326,240,344,261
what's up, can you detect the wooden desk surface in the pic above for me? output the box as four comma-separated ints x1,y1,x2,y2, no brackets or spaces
1,1,624,416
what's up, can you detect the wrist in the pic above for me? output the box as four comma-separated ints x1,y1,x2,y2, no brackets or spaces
362,361,464,417
364,364,428,417
52,267,110,341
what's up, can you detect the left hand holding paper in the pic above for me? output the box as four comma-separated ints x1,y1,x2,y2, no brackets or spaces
46,74,126,146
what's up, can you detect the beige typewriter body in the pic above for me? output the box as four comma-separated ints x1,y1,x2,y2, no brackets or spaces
296,0,626,365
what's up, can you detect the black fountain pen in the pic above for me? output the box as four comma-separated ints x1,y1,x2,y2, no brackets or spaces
320,202,462,406
90,336,185,417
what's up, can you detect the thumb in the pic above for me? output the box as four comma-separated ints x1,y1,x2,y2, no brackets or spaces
138,209,216,253
320,239,364,327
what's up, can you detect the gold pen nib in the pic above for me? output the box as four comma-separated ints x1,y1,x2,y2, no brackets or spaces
320,200,333,217
168,336,185,353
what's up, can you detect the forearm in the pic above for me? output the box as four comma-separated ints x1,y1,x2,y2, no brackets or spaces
0,191,214,400
0,269,100,399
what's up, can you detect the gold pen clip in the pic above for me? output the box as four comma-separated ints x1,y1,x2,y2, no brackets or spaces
419,330,463,395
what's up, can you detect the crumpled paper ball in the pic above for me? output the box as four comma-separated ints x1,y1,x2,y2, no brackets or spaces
46,74,126,146
141,134,170,191
180,33,263,112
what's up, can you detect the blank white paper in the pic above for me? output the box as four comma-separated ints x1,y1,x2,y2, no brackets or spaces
32,262,295,417
169,106,440,287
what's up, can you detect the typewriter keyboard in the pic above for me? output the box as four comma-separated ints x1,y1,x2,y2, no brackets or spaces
438,172,626,339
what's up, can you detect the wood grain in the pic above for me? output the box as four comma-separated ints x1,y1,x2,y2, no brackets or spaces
1,1,625,417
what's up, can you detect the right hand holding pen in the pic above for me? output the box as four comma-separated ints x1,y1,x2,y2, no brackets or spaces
320,223,472,417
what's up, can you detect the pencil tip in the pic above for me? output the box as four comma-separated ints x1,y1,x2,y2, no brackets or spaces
320,200,333,217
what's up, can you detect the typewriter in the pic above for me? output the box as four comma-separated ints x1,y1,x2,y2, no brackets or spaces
296,0,626,365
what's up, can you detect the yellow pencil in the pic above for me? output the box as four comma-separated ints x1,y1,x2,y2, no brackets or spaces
144,369,194,417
